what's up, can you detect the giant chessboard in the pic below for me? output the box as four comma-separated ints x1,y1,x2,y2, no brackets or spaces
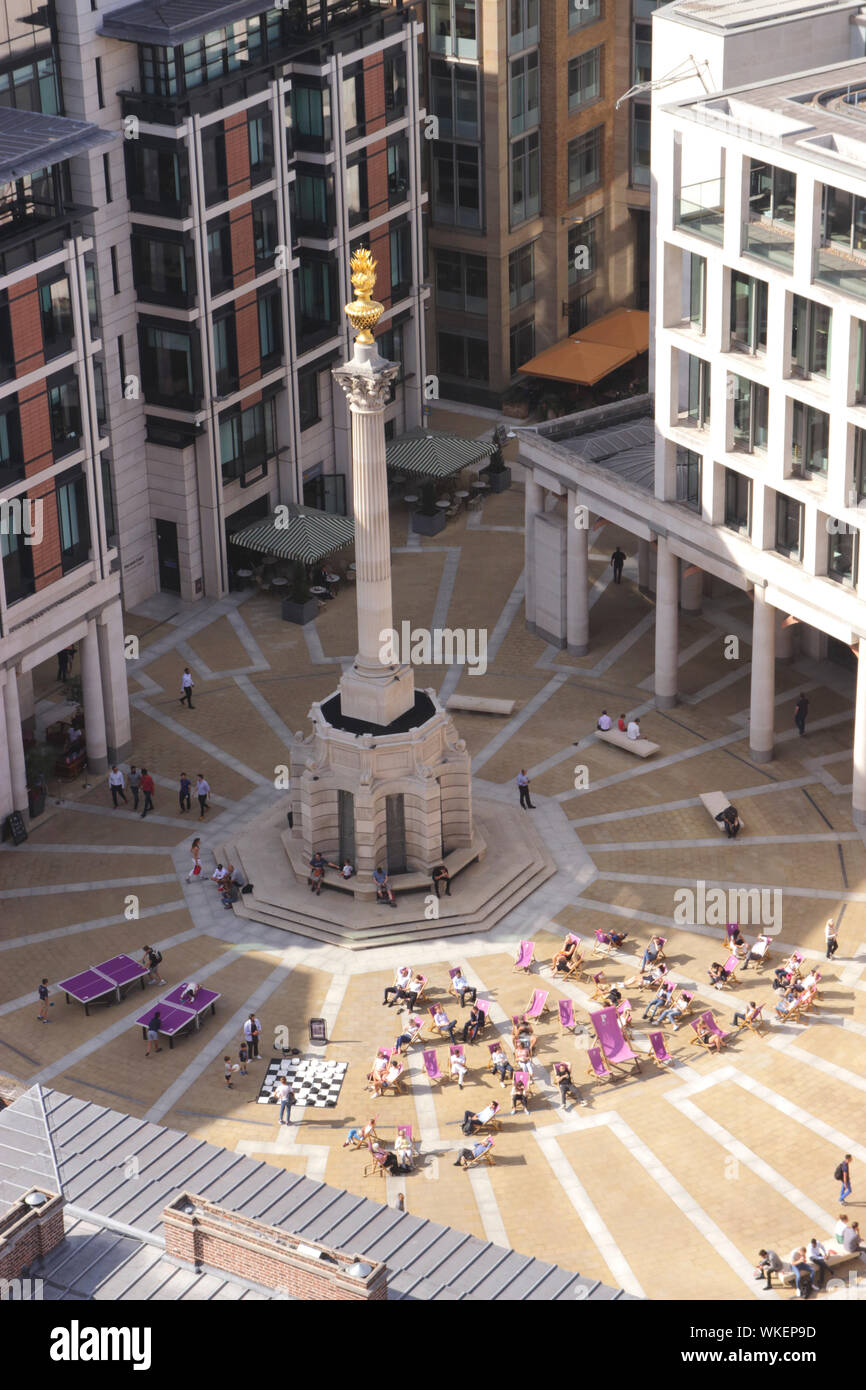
257,1056,348,1107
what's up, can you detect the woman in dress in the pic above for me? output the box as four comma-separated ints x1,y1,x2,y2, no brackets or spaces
186,837,202,882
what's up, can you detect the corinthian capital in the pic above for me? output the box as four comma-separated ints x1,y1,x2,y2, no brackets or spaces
332,358,400,413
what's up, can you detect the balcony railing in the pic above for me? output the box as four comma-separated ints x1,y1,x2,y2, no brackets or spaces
815,244,866,302
743,215,795,270
676,179,724,243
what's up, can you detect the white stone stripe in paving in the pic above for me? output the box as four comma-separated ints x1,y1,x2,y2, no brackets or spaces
472,673,570,773
0,842,174,856
589,831,863,854
59,801,194,829
465,1165,510,1247
733,1069,866,1165
224,606,271,670
570,777,819,827
528,696,660,780
637,629,720,688
839,942,866,986
130,694,271,787
126,592,251,673
430,547,462,632
597,870,866,906
0,874,179,900
0,899,188,955
175,639,215,682
586,611,656,680
233,673,297,750
766,1031,866,1097
726,680,823,727
533,1132,646,1298
305,973,350,1059
682,661,751,707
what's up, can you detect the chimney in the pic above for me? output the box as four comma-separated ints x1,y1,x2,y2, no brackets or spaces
0,1189,65,1283
163,1195,388,1300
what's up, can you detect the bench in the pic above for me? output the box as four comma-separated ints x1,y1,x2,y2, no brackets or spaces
596,728,660,758
284,836,485,897
700,791,745,831
446,694,516,716
774,1247,862,1287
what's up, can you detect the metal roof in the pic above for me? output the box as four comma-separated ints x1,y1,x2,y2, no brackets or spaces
0,107,118,184
664,0,860,29
99,0,397,47
0,1087,633,1301
538,417,656,493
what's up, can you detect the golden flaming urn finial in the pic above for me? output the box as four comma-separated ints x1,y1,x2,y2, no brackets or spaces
344,247,384,345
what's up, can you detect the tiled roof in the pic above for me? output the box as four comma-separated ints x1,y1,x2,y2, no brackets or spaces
0,1087,633,1301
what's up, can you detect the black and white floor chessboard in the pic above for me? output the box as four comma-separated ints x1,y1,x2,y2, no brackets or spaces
257,1056,348,1107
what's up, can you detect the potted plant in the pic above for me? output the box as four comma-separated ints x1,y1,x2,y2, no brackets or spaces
411,480,447,536
481,440,512,494
281,560,319,625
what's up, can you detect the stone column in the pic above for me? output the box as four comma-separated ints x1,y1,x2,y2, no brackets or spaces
749,589,776,763
524,476,544,629
680,563,702,615
654,538,679,708
4,670,28,813
79,623,108,774
638,538,651,595
0,680,13,822
97,600,133,762
566,489,589,655
853,644,866,825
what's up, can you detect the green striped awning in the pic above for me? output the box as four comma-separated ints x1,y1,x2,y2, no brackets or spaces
229,506,354,564
385,428,497,479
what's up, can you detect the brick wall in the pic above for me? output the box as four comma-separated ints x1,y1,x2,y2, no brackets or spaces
235,290,262,390
163,1194,388,1300
18,380,63,591
0,1189,65,1281
9,277,45,379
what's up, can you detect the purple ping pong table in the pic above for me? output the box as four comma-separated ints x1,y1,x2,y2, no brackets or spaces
136,987,220,1049
57,953,148,1016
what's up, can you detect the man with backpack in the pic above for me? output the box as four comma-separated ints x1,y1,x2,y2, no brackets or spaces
836,1154,853,1204
141,944,165,985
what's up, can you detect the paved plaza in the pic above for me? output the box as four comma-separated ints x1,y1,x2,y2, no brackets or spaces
2,456,865,1302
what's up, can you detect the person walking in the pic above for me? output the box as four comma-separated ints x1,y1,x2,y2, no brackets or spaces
128,764,141,812
794,692,809,737
180,667,195,709
141,944,165,985
186,837,202,882
825,917,840,959
178,771,191,814
139,768,155,818
36,978,51,1023
836,1153,853,1204
108,765,127,808
610,546,626,584
517,768,535,810
196,773,210,818
145,1011,162,1056
244,1013,262,1059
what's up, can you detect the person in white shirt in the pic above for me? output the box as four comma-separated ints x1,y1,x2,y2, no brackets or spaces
627,718,641,741
835,1214,852,1246
339,859,355,878
825,918,839,959
452,970,477,1008
807,1238,828,1289
196,774,210,818
383,966,413,1006
211,863,228,885
597,710,612,731
108,766,127,808
180,667,195,709
243,1013,262,1059
450,1052,468,1088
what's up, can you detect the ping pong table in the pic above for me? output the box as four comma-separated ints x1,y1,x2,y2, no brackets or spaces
136,987,220,1049
57,953,148,1016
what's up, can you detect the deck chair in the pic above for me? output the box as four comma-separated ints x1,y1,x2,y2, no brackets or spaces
594,929,615,957
639,964,669,992
428,1007,455,1040
513,940,535,973
524,988,549,1022
589,972,608,1002
447,967,464,1000
422,1048,445,1085
648,1031,673,1066
689,1010,729,1049
512,1069,532,1106
412,974,429,1004
379,1060,405,1095
486,1042,511,1074
716,953,740,989
396,1124,416,1171
475,999,491,1029
616,1000,634,1041
654,936,668,962
347,1118,379,1149
473,1106,502,1134
590,1007,641,1076
363,1145,389,1180
747,935,771,970
586,1047,613,1084
740,1005,766,1037
448,1044,468,1083
558,998,578,1034
561,951,587,982
551,933,581,972
398,1014,424,1051
676,990,696,1022
783,950,805,977
463,1138,495,1168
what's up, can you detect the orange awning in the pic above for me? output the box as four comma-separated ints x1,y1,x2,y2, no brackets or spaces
517,307,650,386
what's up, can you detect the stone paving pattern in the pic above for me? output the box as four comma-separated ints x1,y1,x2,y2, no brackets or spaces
2,435,865,1301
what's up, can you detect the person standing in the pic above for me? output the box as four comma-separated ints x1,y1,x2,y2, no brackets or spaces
610,547,626,584
196,773,210,818
180,667,195,709
244,1013,262,1059
517,769,535,810
57,648,70,682
825,917,839,959
794,692,809,737
836,1153,853,1204
145,1011,162,1056
178,771,191,814
128,764,141,812
274,1076,296,1125
108,765,127,808
224,1056,235,1089
139,767,155,818
36,978,50,1023
186,837,202,882
238,1041,249,1076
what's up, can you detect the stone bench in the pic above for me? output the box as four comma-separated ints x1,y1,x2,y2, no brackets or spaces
596,727,660,758
446,694,516,716
285,838,484,898
774,1247,862,1287
701,791,745,830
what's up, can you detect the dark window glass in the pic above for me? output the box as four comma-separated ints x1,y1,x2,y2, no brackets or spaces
509,242,535,309
248,110,273,184
384,49,407,117
0,398,23,486
509,319,534,376
38,273,73,357
388,138,410,206
257,288,282,365
345,157,368,227
676,446,701,508
568,47,601,111
828,527,857,586
568,127,602,199
252,197,278,269
125,140,188,215
55,468,91,572
298,368,320,430
775,493,803,558
47,373,82,458
219,396,274,484
207,217,233,295
202,127,228,206
433,141,481,228
568,216,598,287
437,330,488,381
292,84,332,150
342,65,365,138
139,323,201,408
145,416,201,448
390,220,411,298
213,312,238,394
724,469,751,534
101,455,116,544
791,399,829,477
293,169,332,235
791,294,832,377
295,256,337,343
436,250,487,312
1,521,35,602
131,230,193,305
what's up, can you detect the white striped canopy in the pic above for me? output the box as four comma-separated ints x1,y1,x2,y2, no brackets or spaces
229,505,354,563
385,428,497,479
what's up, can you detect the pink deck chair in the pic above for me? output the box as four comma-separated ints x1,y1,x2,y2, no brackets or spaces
400,1014,424,1049
591,1007,641,1075
690,1010,729,1049
513,940,535,973
422,1048,444,1084
380,1059,404,1094
616,999,633,1038
476,999,491,1024
558,998,577,1033
487,1042,510,1073
395,1122,415,1170
512,1069,532,1106
717,953,739,987
586,1047,613,1083
594,929,615,956
524,988,549,1022
449,1043,468,1081
648,1031,672,1066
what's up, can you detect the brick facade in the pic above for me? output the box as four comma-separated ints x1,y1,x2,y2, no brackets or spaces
163,1194,388,1300
0,1189,65,1282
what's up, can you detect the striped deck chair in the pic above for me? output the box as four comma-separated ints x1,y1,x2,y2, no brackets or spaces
739,1004,766,1037
589,972,608,1002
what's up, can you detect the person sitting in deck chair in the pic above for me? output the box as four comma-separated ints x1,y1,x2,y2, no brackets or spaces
552,937,578,973
462,1102,499,1136
695,1018,724,1053
510,1076,530,1115
490,1045,513,1086
454,1138,492,1168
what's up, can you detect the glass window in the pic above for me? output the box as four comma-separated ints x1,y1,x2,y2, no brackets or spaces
791,295,832,377
510,132,539,225
258,290,282,365
207,218,233,295
724,469,751,535
568,48,601,111
510,52,539,136
390,221,412,298
345,158,368,227
219,397,274,483
688,252,706,329
296,256,337,339
828,527,857,586
438,330,488,382
568,293,589,334
436,250,487,312
1,521,35,603
731,375,768,453
298,369,320,430
633,22,651,84
509,0,539,52
569,0,601,30
388,138,410,206
139,323,200,407
792,399,829,477
775,493,803,558
248,111,273,184
0,399,23,487
140,45,177,97
631,102,651,188
510,319,535,376
568,216,598,286
568,127,602,199
38,274,73,357
47,373,82,458
125,140,188,215
433,142,481,229
293,170,331,234
252,197,278,269
384,49,407,118
684,355,710,428
201,127,228,206
292,84,332,149
676,447,701,508
342,65,365,137
855,426,866,500
213,314,238,393
730,273,767,353
131,231,192,305
509,242,535,309
56,469,90,571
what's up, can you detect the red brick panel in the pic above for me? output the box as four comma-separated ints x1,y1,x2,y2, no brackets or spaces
230,207,256,289
363,53,385,134
366,141,389,221
370,226,392,309
0,1192,65,1281
235,290,261,390
19,383,53,477
30,481,62,592
224,112,251,200
9,277,45,379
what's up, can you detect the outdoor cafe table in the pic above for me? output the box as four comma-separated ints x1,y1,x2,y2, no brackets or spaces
435,498,451,509
58,953,148,1016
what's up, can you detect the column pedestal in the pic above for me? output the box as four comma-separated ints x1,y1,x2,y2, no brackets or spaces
654,538,679,708
4,670,28,814
566,489,589,656
98,600,133,762
80,624,108,774
749,590,776,764
638,539,651,595
524,477,544,631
